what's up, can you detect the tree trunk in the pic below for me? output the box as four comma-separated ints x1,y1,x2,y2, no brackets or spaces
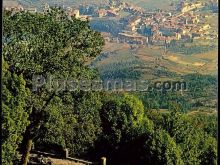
21,137,33,165
20,94,55,164
20,122,41,165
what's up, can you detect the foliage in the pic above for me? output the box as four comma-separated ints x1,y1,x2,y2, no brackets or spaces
183,74,217,99
146,102,217,165
91,51,143,80
36,92,102,157
99,94,146,145
92,94,185,165
138,74,217,111
3,9,104,164
169,42,216,55
2,59,30,165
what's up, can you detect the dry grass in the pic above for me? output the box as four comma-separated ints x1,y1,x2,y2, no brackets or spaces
49,158,85,165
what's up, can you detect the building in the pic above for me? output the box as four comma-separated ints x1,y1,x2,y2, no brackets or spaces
179,2,204,13
118,31,148,44
73,9,80,19
176,33,182,40
199,24,211,31
26,7,37,13
80,15,91,21
66,8,80,19
43,3,50,13
106,10,118,17
128,16,142,26
97,9,107,17
3,1,24,12
125,25,136,32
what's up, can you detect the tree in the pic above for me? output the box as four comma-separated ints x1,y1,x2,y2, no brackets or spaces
35,92,102,158
162,102,217,164
95,94,184,165
149,129,184,165
94,94,147,162
199,134,217,165
3,9,104,164
100,94,145,143
2,59,30,165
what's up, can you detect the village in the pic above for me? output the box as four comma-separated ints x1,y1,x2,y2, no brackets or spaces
91,0,218,46
60,0,218,46
3,0,218,47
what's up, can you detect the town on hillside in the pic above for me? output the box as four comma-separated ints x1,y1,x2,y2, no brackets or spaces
4,0,218,48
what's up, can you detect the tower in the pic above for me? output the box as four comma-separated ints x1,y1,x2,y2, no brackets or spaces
43,3,50,13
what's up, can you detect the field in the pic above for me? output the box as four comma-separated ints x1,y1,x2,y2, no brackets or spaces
91,39,218,81
125,0,178,10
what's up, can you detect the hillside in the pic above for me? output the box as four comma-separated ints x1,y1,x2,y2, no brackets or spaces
4,0,176,10
2,4,217,165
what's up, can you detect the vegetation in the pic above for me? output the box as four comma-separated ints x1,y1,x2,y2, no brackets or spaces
2,59,30,165
138,74,217,111
3,9,104,165
169,41,217,55
90,50,143,80
2,9,217,165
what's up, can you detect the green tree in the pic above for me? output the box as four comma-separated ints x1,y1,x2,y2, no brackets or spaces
99,94,145,145
35,92,102,157
163,102,217,165
199,134,217,165
3,9,104,164
149,129,184,165
2,59,30,165
96,94,184,165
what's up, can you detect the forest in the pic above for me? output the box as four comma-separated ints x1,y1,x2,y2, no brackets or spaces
2,9,217,165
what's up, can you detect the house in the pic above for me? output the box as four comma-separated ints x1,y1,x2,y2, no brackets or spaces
80,15,91,21
199,24,211,31
179,2,203,13
106,10,118,17
128,16,142,26
5,5,24,12
152,35,167,45
97,9,107,17
118,31,148,44
73,9,80,19
178,28,190,35
3,1,24,12
175,33,181,40
125,25,136,32
66,8,80,19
